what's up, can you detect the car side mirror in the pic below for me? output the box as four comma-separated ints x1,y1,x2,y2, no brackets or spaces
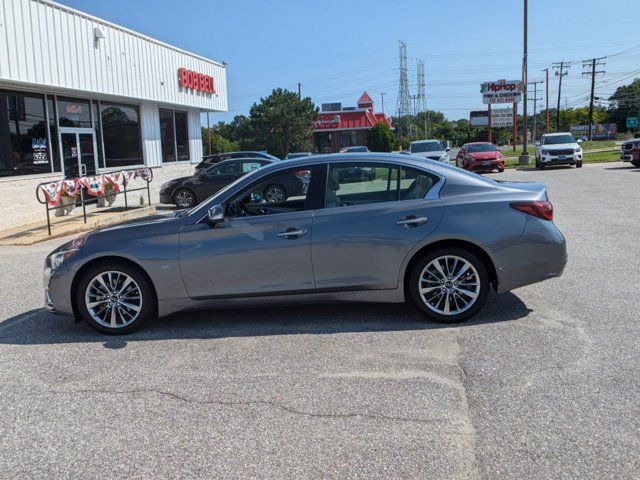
535,141,541,147
577,138,583,144
445,147,451,152
207,204,225,226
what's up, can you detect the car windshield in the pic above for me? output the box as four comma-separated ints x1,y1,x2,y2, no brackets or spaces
466,144,497,153
543,134,575,145
411,141,443,153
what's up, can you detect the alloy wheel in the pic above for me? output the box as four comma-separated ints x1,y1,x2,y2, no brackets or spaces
264,185,285,203
418,255,480,316
175,190,194,208
84,271,143,328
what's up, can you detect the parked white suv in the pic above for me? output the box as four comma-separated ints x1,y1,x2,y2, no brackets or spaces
407,139,450,162
535,133,583,169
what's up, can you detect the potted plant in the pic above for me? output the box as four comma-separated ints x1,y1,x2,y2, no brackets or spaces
97,182,117,207
55,191,76,217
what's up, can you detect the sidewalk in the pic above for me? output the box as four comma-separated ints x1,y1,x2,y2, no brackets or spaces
0,205,157,246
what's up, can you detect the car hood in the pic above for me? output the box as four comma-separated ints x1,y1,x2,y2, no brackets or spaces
162,175,194,187
411,150,447,158
539,142,579,150
94,210,185,235
467,152,501,160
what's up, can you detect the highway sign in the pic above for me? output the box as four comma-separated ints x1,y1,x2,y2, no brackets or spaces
627,117,638,129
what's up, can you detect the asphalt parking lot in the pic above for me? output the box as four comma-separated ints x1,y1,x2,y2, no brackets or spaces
1,162,639,479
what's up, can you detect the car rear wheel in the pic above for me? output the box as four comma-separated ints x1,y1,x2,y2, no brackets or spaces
76,261,155,334
408,247,490,323
263,184,286,203
174,188,196,208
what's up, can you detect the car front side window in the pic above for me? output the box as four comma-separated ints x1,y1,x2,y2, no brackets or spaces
225,167,313,218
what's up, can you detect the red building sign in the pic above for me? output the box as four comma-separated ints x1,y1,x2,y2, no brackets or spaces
178,67,215,94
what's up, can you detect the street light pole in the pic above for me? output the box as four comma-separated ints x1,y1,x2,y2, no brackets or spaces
519,0,530,165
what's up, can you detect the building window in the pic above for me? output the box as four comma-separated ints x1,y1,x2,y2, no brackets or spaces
340,130,358,147
175,111,189,161
100,102,142,168
57,97,91,128
0,91,57,177
92,100,104,168
159,108,190,162
46,97,60,174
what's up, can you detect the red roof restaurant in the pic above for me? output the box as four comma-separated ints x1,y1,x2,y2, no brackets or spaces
313,92,393,153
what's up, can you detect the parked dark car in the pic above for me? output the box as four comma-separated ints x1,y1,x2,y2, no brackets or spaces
336,165,375,183
160,158,308,208
195,151,280,172
285,152,313,160
339,146,370,153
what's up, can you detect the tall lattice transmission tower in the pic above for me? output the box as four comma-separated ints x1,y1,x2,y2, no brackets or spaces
415,59,429,137
396,41,411,133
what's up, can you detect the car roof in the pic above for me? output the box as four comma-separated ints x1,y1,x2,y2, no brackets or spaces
464,142,493,145
542,132,572,136
410,139,441,144
209,157,276,167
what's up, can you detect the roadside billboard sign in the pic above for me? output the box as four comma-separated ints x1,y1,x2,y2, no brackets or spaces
627,117,638,129
470,110,488,127
481,79,523,104
570,123,617,140
491,107,514,127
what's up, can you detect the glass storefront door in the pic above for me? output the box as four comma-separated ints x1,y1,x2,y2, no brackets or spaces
60,128,98,178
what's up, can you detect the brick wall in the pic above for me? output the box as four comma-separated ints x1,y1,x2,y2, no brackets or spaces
0,163,195,231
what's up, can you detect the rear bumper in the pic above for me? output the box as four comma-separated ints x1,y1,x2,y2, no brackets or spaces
495,216,567,293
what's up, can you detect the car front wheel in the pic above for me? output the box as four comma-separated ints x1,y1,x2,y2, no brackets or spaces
174,188,196,208
408,248,490,323
75,261,155,334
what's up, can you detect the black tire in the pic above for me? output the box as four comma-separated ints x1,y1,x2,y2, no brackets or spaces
632,161,640,168
498,167,504,173
408,247,490,323
174,188,196,209
576,161,583,168
75,260,156,334
263,184,286,203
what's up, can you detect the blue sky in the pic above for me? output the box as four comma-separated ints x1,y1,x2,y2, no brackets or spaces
59,0,640,124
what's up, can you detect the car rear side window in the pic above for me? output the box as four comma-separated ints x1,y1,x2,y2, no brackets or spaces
399,167,439,200
325,163,399,208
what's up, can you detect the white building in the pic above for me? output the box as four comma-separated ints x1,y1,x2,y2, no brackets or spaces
0,0,228,228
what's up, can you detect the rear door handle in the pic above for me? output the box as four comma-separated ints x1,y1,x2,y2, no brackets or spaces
277,228,308,239
396,216,428,227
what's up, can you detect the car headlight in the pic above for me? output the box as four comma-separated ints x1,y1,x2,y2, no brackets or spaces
440,154,449,162
574,147,581,153
48,235,87,270
540,149,548,155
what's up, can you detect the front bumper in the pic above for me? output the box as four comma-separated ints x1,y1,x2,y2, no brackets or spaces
159,189,174,204
468,159,504,171
43,260,76,317
539,151,582,165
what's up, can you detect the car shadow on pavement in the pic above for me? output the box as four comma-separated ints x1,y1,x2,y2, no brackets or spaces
515,166,574,172
0,292,532,346
603,165,637,170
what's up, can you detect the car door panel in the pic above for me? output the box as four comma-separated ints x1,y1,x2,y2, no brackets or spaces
179,211,315,299
311,199,444,290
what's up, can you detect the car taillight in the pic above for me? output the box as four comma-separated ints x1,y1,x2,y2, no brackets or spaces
510,201,553,221
294,170,311,177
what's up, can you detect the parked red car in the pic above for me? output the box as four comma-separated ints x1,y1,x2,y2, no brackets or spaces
456,142,505,173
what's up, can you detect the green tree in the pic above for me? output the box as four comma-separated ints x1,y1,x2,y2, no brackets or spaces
367,122,395,152
608,78,640,131
248,88,318,158
201,127,238,154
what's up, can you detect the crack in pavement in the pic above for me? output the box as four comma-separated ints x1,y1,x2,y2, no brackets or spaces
41,387,449,426
455,335,481,480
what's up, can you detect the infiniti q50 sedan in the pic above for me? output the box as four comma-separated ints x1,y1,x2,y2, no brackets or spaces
44,153,567,334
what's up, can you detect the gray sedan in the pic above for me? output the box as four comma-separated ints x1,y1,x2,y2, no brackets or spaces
44,153,567,334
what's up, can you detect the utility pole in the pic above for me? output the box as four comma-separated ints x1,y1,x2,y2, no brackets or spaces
582,57,606,140
528,80,544,142
380,92,386,115
297,82,301,99
542,68,550,134
552,61,570,131
519,0,530,164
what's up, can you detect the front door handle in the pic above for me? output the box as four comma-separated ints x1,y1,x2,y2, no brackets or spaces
396,216,428,227
277,227,308,239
